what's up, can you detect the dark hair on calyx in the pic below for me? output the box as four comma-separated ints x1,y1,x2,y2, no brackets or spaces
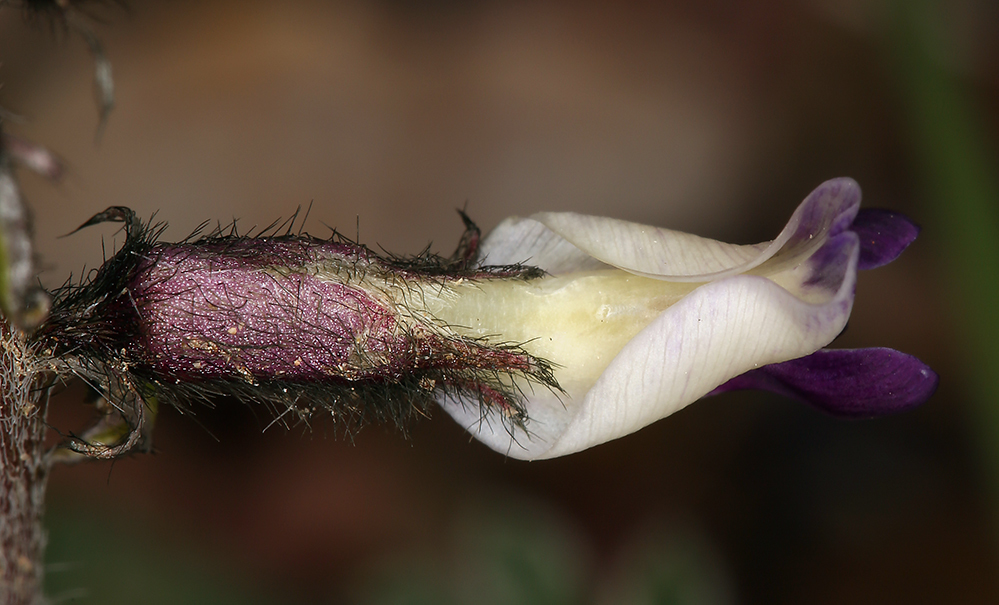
35,206,559,459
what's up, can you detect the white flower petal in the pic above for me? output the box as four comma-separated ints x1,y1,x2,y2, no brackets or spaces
439,178,864,459
442,232,858,459
538,236,857,458
477,216,612,274
485,178,860,281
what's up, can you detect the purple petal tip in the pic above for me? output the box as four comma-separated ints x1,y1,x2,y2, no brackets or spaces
714,348,938,418
852,209,920,270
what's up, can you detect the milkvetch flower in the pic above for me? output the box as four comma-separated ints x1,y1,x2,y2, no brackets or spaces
35,178,935,460
437,177,937,459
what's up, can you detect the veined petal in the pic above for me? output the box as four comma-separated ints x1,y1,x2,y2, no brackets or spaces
527,177,860,281
440,181,864,460
478,216,612,274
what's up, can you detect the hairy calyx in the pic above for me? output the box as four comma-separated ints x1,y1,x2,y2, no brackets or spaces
34,207,559,454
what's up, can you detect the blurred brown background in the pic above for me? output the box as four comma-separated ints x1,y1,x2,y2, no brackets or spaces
2,1,998,603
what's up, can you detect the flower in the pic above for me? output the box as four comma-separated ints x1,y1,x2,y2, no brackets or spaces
437,178,937,460
36,178,936,461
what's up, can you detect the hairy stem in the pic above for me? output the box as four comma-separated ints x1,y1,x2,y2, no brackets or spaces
0,322,50,605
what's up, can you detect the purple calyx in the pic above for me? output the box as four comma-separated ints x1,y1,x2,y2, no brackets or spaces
130,244,402,382
125,242,539,388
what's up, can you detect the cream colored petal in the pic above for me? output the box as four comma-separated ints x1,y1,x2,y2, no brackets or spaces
477,216,612,274
441,232,859,459
442,179,864,458
482,178,860,282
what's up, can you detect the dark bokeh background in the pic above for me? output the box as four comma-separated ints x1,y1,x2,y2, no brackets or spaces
2,1,998,603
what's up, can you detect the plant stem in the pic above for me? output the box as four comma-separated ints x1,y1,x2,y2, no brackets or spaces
0,322,50,605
